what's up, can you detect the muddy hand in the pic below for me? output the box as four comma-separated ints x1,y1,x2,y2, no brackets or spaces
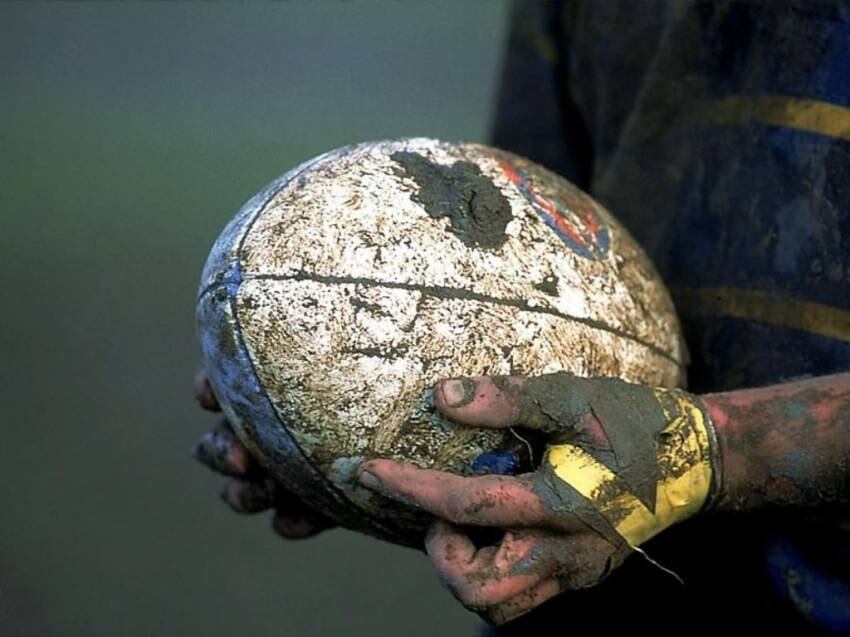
358,373,721,624
192,369,335,539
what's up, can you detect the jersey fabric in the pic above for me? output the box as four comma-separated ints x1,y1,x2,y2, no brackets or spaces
490,1,850,632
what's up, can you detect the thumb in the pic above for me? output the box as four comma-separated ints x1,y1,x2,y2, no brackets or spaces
433,376,525,428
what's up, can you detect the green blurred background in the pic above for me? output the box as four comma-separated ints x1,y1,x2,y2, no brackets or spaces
0,2,508,635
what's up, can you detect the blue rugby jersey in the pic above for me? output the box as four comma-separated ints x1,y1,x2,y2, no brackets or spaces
490,1,850,632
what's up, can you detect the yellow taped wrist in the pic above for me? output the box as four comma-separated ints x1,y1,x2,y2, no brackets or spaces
545,389,714,547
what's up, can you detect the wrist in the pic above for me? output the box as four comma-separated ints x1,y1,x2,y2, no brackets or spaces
700,391,755,512
543,383,721,548
700,374,850,512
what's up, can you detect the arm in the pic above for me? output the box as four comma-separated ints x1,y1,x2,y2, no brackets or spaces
706,373,850,512
359,372,850,623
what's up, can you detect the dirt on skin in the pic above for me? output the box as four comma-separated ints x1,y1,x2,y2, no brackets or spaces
708,376,850,512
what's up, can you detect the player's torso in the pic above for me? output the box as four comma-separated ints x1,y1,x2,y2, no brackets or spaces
493,1,850,633
578,0,850,395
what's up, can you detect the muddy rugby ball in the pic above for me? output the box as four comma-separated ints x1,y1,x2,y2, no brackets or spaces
196,138,685,545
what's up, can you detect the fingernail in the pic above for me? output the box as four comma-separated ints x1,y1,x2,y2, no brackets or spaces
358,469,383,491
440,378,476,408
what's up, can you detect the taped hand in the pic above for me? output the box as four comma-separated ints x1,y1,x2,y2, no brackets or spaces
358,373,721,624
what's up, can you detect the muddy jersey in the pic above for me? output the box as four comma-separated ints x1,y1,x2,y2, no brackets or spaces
490,1,850,633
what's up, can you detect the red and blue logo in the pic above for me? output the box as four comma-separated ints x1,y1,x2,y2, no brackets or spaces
500,159,609,260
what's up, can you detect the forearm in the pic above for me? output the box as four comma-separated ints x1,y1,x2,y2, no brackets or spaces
702,373,850,512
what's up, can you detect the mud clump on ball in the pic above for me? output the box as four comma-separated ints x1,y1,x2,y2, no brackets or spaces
196,138,685,546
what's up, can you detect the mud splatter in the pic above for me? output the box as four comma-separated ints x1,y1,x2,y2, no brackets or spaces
390,151,512,249
534,275,560,296
518,373,679,509
349,297,388,315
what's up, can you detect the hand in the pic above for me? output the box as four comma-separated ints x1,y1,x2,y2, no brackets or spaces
357,373,719,624
192,369,335,539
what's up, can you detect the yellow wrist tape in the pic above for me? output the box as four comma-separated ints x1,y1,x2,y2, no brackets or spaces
545,388,716,547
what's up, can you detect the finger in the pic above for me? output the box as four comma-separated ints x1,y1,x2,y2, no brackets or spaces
220,478,275,513
194,368,221,412
272,511,334,540
426,522,547,609
485,579,561,625
271,489,336,539
425,519,477,570
434,373,592,433
191,421,253,476
433,376,525,428
359,460,552,527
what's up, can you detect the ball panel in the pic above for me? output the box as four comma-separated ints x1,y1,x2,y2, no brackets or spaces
196,283,405,543
198,151,330,296
234,278,511,469
236,139,684,365
232,275,683,530
496,149,687,367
